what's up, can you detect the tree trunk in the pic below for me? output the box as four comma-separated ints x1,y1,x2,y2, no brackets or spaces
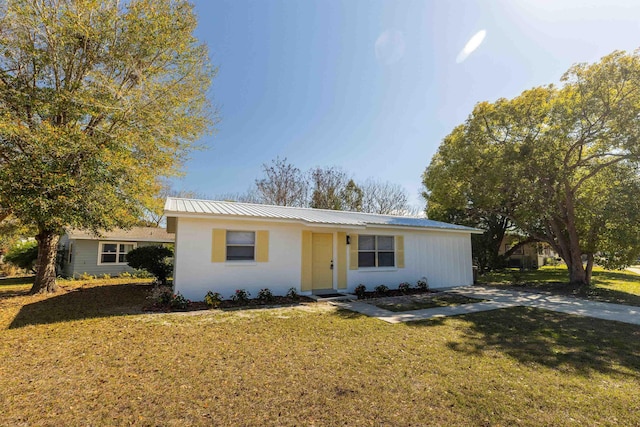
565,248,588,286
562,181,589,286
585,253,594,285
30,229,60,294
567,261,587,286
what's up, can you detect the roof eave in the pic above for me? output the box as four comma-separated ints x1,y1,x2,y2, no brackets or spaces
166,211,481,233
70,236,175,243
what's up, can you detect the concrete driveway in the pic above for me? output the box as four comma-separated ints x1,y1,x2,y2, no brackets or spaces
627,266,640,275
334,286,640,325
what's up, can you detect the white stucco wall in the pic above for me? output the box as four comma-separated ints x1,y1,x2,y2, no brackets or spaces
174,217,304,300
173,217,474,301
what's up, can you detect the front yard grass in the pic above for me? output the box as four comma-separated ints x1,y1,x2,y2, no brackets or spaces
372,293,485,312
478,266,640,306
1,280,639,426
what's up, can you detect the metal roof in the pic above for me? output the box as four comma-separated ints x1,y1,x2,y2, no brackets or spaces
66,227,175,242
164,198,482,233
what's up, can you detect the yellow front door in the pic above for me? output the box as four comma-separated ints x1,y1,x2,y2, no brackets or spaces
311,233,333,290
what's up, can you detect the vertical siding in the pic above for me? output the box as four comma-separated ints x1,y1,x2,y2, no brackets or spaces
346,228,473,291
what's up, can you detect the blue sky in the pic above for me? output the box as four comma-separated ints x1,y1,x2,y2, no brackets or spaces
175,0,640,208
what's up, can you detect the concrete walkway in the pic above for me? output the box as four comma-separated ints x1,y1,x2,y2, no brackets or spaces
627,266,640,275
333,286,640,325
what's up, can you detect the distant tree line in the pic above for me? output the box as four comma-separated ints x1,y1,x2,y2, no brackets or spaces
230,157,413,215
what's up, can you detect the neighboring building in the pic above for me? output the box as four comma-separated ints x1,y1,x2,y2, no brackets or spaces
498,235,559,269
59,227,174,278
165,198,482,301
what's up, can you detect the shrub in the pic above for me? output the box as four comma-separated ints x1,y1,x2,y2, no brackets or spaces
148,287,189,309
204,291,223,308
77,272,96,281
126,246,173,285
98,273,111,280
374,284,389,295
119,271,133,278
4,240,38,273
416,277,429,290
285,287,299,300
133,269,153,279
354,284,366,299
147,286,173,305
398,282,411,294
0,263,20,277
257,288,275,303
231,289,250,304
170,292,190,310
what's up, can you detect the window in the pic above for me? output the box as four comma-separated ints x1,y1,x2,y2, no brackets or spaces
226,231,255,261
505,243,523,255
358,235,395,268
98,242,136,265
68,243,73,264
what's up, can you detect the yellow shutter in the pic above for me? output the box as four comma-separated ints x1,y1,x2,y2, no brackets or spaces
396,235,405,268
211,229,226,263
301,231,312,291
337,232,347,289
349,234,359,270
256,231,269,262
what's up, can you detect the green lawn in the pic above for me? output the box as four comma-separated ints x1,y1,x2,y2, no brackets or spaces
478,266,640,306
1,278,639,426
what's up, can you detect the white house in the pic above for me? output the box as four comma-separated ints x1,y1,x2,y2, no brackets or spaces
165,197,482,301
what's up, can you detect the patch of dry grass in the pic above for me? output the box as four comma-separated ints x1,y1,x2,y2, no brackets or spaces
1,280,639,426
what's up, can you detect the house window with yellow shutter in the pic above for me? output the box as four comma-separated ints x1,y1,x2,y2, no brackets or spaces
226,231,255,261
358,235,395,267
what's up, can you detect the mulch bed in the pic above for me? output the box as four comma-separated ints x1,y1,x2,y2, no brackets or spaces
143,295,316,312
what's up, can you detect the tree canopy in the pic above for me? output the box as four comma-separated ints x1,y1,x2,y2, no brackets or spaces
423,50,640,285
255,157,308,207
0,0,216,292
252,157,410,214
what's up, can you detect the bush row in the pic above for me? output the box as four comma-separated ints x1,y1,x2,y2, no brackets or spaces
148,286,302,310
147,277,431,311
204,287,301,308
354,277,429,299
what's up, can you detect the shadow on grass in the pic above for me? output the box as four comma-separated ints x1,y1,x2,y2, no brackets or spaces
0,276,35,287
408,306,640,378
331,307,369,320
480,268,640,306
8,283,152,329
486,281,640,306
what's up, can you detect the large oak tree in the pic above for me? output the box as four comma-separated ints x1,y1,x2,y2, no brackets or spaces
0,0,216,293
423,50,640,286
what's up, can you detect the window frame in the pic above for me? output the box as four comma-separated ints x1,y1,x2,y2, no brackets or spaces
226,230,256,262
97,241,137,265
357,235,396,268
